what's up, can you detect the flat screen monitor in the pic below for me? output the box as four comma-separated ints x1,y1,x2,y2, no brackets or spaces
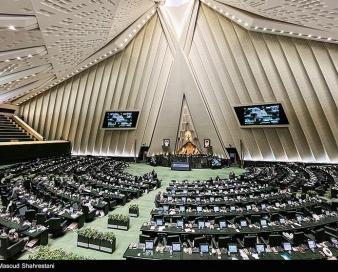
200,243,209,254
260,219,267,227
308,240,316,250
156,218,163,226
168,196,172,201
240,220,247,227
228,244,238,254
230,206,236,212
172,242,182,252
234,103,288,127
219,220,227,229
196,197,201,202
246,205,251,211
280,218,285,224
197,206,203,212
256,244,265,254
213,206,220,212
210,197,215,202
283,242,292,251
176,220,184,228
181,197,186,203
102,111,139,129
145,240,154,250
198,221,205,229
163,205,169,212
179,206,185,212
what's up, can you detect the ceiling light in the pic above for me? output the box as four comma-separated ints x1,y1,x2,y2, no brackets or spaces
8,25,16,31
16,57,21,60
5,59,9,62
28,54,33,58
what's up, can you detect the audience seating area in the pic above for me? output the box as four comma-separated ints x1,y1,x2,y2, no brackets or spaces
0,114,34,142
0,156,160,259
123,164,338,260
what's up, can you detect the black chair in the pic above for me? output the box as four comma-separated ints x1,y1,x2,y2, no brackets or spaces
251,215,261,224
81,205,96,222
312,228,327,242
293,232,305,246
46,218,68,238
218,236,231,249
0,236,26,260
139,234,152,243
269,234,282,247
244,235,257,248
36,213,47,225
194,236,207,248
24,209,36,222
166,235,180,245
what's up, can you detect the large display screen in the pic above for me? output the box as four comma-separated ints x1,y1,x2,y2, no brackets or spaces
234,103,288,126
102,111,139,129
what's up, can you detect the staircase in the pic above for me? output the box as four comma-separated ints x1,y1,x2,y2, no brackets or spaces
0,114,36,142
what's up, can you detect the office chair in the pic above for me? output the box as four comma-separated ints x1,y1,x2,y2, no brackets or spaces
46,218,68,238
139,234,152,243
270,213,280,222
166,235,180,245
36,213,47,225
293,232,305,246
218,236,231,249
251,215,261,224
194,236,207,248
24,209,36,222
244,235,257,248
269,234,282,247
81,205,96,222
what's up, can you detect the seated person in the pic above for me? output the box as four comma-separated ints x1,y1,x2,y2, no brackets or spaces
8,229,19,244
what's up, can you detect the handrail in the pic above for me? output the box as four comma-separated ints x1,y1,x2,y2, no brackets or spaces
11,115,44,141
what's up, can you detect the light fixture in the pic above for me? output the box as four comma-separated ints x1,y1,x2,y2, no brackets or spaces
28,54,33,58
8,25,16,31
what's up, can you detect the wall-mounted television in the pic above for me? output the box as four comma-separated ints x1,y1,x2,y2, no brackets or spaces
234,103,289,127
102,111,139,130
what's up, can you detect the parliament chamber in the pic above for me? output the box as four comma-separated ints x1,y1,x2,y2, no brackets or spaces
1,0,338,268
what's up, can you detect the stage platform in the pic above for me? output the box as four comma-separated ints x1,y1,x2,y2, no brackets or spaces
0,140,71,164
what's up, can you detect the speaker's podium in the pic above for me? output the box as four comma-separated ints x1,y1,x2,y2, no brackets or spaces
171,161,191,171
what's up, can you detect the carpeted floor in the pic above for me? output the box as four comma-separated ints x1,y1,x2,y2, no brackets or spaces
19,163,245,260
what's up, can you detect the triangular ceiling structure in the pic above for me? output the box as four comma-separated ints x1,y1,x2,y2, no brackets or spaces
149,0,228,157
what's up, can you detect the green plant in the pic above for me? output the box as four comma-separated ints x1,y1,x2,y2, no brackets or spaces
28,246,88,260
129,204,139,213
103,232,116,243
108,214,129,224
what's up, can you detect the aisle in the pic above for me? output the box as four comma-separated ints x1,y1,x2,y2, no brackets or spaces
19,163,244,260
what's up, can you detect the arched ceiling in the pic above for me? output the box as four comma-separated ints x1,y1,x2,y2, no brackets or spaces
1,0,338,105
0,0,156,104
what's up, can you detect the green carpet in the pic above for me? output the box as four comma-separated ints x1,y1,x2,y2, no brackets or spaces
19,163,245,260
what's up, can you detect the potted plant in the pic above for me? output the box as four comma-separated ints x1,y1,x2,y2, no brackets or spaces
77,227,90,248
129,204,139,217
88,228,101,250
100,232,116,253
28,246,87,260
108,214,130,230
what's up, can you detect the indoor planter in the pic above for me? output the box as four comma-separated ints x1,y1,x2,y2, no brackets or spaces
129,204,139,217
76,228,116,253
77,227,90,248
88,229,101,250
108,214,130,230
99,232,116,253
